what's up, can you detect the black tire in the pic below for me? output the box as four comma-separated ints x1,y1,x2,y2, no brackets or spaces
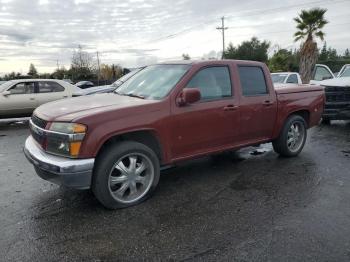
92,141,160,209
322,118,331,125
272,115,307,157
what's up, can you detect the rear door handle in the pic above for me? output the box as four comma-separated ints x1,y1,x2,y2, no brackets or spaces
263,100,273,106
223,105,239,111
63,95,68,98
30,98,35,100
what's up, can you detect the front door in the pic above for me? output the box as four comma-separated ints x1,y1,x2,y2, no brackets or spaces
0,82,36,117
169,65,240,160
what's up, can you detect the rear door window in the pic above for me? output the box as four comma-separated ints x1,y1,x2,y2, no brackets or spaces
38,81,65,93
238,66,268,96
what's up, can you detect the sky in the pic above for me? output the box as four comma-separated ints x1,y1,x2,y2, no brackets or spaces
0,0,349,74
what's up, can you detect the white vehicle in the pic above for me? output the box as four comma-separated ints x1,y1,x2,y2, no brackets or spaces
0,79,81,119
315,65,350,122
271,72,302,84
310,64,336,85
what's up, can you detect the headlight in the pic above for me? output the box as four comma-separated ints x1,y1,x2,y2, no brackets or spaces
46,122,87,158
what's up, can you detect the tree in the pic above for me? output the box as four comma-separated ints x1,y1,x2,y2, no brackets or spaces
344,48,350,59
294,8,328,83
71,45,96,80
100,64,123,82
182,53,191,60
28,63,38,78
223,37,270,63
52,66,69,79
268,49,299,72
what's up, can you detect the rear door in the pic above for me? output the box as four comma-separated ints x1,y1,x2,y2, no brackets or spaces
0,82,36,117
237,65,277,143
35,81,68,106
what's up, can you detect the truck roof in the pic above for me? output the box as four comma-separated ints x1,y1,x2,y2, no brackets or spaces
158,59,265,66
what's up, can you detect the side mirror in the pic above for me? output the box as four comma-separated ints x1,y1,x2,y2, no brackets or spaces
2,90,10,96
177,88,201,106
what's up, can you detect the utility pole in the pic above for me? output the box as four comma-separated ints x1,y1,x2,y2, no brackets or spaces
216,16,228,59
56,59,59,70
96,51,101,86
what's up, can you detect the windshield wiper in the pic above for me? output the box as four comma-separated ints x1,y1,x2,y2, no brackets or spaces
126,93,146,99
115,91,145,99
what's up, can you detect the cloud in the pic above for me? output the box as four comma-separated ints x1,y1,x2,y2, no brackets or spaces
0,0,349,73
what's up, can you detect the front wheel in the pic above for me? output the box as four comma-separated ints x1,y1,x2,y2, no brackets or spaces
272,115,307,157
92,141,160,209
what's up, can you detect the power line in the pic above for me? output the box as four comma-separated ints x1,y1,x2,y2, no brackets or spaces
216,17,228,59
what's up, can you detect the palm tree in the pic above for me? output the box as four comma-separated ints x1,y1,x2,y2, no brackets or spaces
294,8,328,83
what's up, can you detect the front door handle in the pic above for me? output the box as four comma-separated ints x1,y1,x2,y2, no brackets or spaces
223,105,239,111
263,100,273,106
30,97,35,100
63,95,68,98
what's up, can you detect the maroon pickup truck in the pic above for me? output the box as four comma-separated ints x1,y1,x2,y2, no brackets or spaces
24,60,325,209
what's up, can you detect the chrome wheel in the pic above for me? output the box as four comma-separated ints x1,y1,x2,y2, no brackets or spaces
287,122,305,153
108,153,154,204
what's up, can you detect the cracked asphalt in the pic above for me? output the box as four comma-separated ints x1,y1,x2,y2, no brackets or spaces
1,120,350,261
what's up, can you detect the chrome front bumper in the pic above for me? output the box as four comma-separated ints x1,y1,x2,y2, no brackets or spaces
24,136,95,189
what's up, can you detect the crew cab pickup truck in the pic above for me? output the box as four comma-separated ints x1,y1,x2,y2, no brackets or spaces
24,60,325,209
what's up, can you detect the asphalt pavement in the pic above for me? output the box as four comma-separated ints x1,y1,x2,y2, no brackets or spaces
0,120,350,261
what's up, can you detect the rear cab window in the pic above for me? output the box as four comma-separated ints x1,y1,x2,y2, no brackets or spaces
186,66,232,101
286,74,298,84
238,66,268,96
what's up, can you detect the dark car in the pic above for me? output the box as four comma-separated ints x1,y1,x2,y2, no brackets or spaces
75,81,94,89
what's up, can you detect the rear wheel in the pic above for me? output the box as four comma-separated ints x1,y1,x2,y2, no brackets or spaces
92,141,160,209
272,115,307,157
322,118,331,125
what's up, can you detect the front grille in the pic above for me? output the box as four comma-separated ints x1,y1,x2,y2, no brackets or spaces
30,115,47,147
324,85,350,104
31,115,47,129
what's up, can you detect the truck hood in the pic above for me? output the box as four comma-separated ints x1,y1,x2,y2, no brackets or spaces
34,93,157,122
318,77,350,87
274,84,324,94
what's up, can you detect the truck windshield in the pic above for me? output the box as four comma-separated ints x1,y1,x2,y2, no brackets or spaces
339,67,350,77
115,64,190,99
271,74,288,83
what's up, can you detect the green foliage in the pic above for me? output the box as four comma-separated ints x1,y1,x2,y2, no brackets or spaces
294,8,328,42
268,49,299,72
317,43,350,72
223,37,270,63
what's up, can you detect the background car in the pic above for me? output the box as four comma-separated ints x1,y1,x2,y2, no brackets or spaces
76,67,145,96
0,80,7,85
0,79,81,119
75,81,94,89
271,72,302,84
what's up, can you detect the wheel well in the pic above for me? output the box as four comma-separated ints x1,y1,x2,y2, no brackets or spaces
290,110,310,127
96,130,163,163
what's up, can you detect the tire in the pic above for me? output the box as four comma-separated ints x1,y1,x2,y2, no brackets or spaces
322,118,331,125
92,141,160,209
272,115,307,157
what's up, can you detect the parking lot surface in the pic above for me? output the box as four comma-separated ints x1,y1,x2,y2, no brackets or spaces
1,120,350,261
